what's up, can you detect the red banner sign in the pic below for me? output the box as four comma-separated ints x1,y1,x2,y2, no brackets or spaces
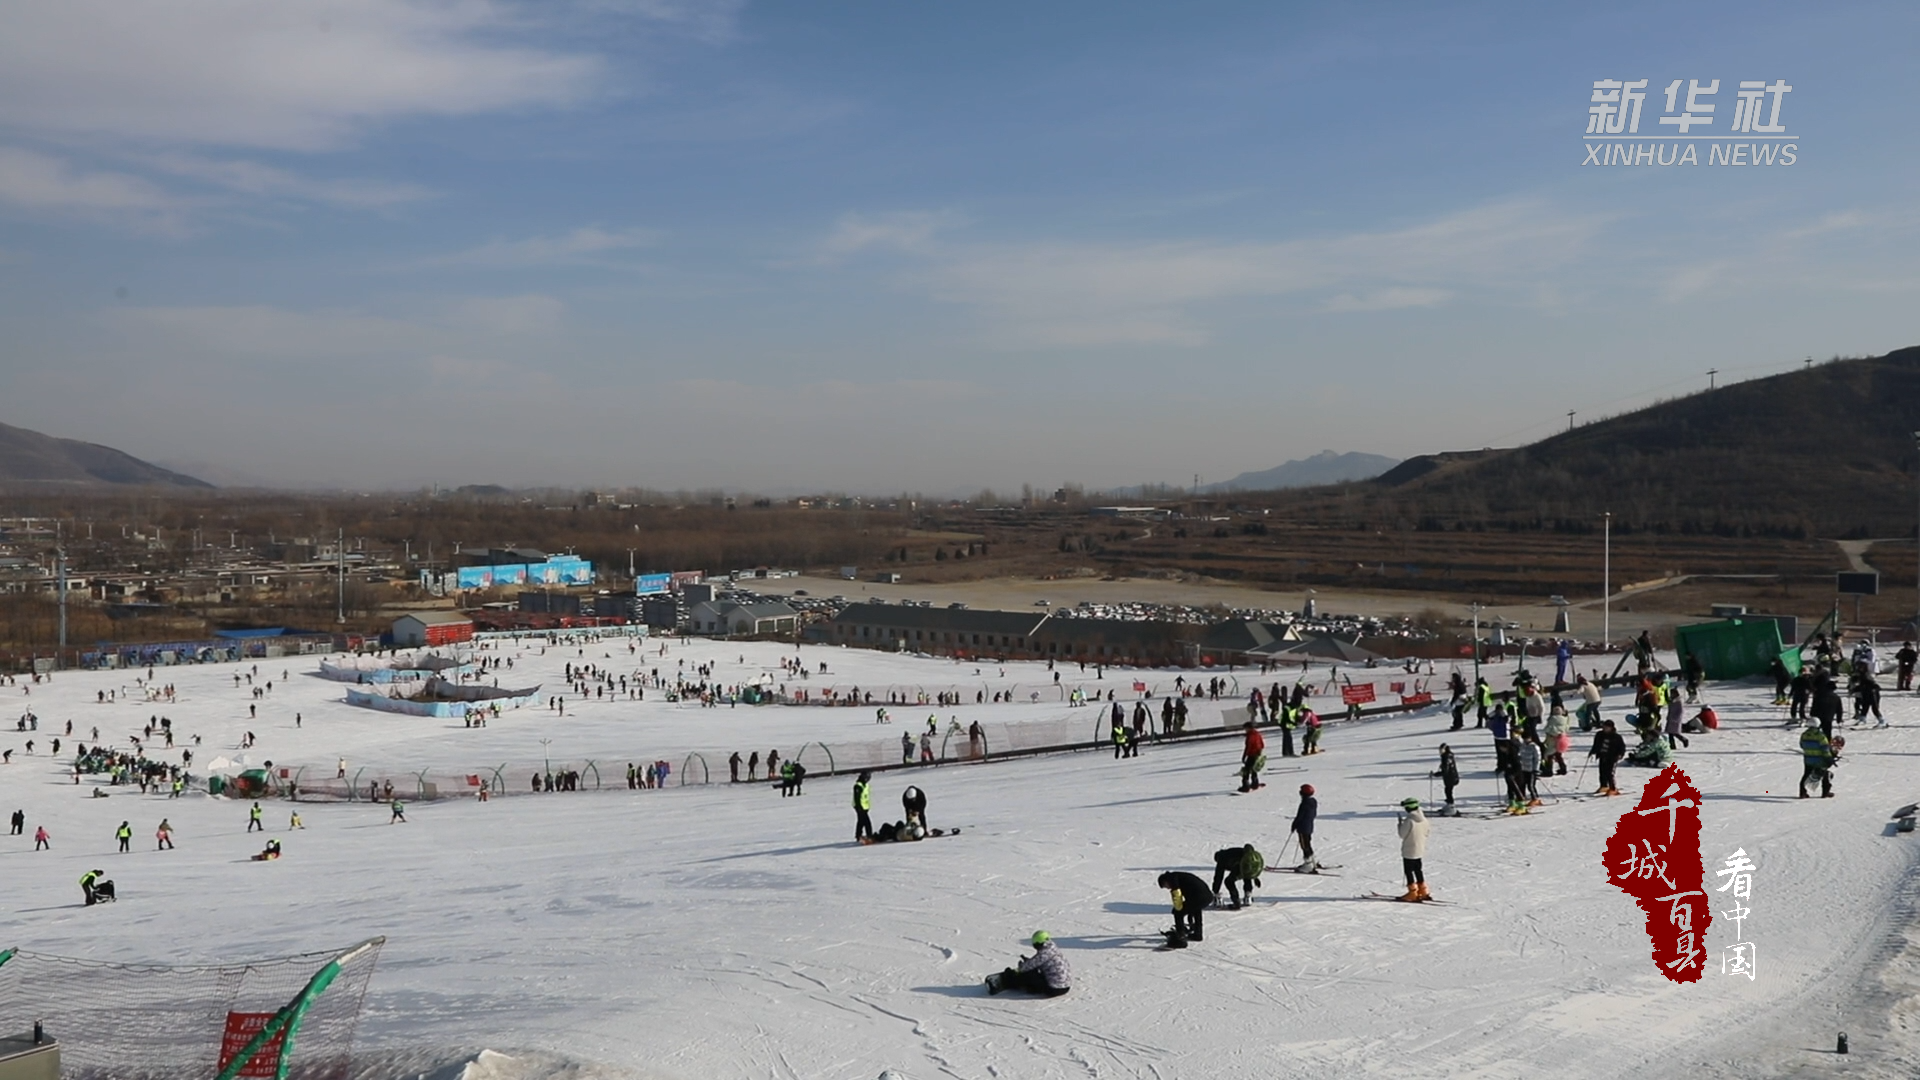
1400,691,1434,706
1339,683,1377,706
219,1012,287,1079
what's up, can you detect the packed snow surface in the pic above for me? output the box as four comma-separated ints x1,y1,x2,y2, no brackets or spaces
3,635,1918,1079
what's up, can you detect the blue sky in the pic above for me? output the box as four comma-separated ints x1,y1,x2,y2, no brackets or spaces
1,0,1914,491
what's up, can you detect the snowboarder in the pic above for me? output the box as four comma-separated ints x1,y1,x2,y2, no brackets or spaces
1588,720,1625,795
1238,721,1266,792
1431,744,1460,811
1799,726,1834,799
1396,798,1431,901
1156,870,1214,944
1211,844,1264,907
853,772,874,842
986,931,1071,997
1291,785,1319,870
902,785,928,832
247,802,264,833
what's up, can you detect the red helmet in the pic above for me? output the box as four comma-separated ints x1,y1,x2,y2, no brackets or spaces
1299,784,1315,796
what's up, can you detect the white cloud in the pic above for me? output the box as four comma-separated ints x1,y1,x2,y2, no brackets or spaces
0,2,602,152
1321,287,1451,313
421,227,657,268
885,200,1603,346
820,210,961,259
141,153,431,208
0,146,186,230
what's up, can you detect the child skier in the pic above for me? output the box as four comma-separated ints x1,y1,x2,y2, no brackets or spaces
1396,798,1431,901
1238,721,1266,793
1431,745,1460,812
1291,785,1319,870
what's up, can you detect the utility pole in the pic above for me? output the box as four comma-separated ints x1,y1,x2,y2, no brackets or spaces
1566,410,1575,433
1603,511,1613,648
56,523,67,669
1707,368,1719,390
336,527,346,624
1470,601,1482,686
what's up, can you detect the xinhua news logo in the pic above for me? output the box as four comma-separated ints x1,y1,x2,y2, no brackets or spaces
1584,79,1796,167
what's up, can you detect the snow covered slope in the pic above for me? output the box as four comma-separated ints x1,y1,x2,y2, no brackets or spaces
2,640,1917,1079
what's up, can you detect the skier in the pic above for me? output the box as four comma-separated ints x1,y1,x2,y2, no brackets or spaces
1238,721,1266,792
8,809,21,836
1431,744,1460,812
1554,639,1573,686
1811,675,1843,739
115,821,132,853
1588,720,1625,796
1291,784,1319,870
1210,843,1264,908
1512,737,1541,813
1664,674,1689,749
919,730,935,765
34,826,49,850
853,772,874,842
390,798,407,823
1899,641,1918,692
902,785,928,832
1798,726,1835,799
1301,710,1323,755
748,751,760,782
1576,675,1602,732
1396,798,1431,901
902,731,915,765
247,802,264,833
155,819,173,850
986,931,1072,997
1156,870,1214,945
729,752,742,783
1110,709,1129,760
1543,701,1571,776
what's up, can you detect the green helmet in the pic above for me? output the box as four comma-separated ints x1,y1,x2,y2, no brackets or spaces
1031,930,1051,946
1401,798,1421,810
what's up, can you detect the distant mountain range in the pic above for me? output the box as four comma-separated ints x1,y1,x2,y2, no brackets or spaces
1204,451,1401,492
0,421,212,488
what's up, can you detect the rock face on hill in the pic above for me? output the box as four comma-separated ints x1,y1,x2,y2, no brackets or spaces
0,421,212,487
1209,451,1401,491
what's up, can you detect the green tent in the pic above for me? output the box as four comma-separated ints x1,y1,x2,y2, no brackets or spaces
1673,618,1786,680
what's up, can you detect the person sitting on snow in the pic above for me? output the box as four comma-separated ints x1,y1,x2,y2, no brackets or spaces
987,931,1071,997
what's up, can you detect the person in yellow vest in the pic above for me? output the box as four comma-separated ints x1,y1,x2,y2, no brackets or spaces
115,820,132,853
852,771,874,842
247,802,264,833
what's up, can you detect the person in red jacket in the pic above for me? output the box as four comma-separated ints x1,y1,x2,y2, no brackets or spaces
1238,721,1267,792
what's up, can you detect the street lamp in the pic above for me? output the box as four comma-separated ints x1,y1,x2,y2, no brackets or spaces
539,738,552,785
1602,511,1612,648
628,548,637,580
1470,601,1482,686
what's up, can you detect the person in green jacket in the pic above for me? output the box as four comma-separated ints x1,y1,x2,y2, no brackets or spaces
852,771,874,842
1798,726,1835,799
390,798,407,823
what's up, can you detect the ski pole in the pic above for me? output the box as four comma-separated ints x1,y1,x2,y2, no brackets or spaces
1576,753,1591,792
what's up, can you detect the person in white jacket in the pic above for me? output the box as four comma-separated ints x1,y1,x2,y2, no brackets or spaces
1396,798,1431,901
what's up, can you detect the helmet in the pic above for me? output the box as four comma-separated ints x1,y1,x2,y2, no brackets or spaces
1401,798,1421,810
1299,784,1315,796
1031,930,1051,946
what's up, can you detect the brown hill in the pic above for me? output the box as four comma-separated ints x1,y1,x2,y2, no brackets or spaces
1267,346,1920,539
0,421,211,488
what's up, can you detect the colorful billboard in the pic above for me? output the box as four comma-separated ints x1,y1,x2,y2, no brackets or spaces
635,573,672,595
458,557,593,591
